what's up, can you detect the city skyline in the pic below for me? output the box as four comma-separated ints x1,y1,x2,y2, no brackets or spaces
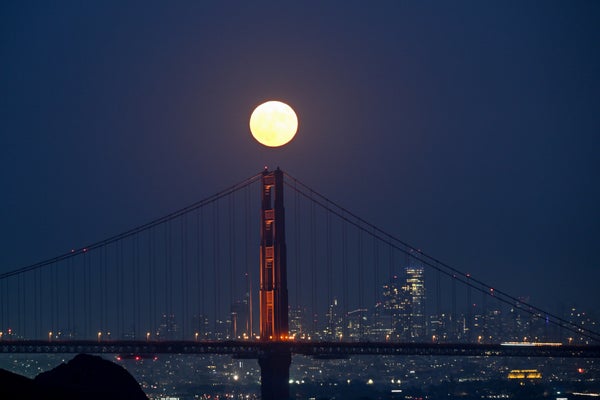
0,164,597,347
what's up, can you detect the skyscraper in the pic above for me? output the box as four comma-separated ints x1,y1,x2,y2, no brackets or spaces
382,266,426,341
382,275,411,340
406,266,426,339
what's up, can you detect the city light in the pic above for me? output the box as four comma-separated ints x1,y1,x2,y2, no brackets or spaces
501,342,563,347
507,369,542,379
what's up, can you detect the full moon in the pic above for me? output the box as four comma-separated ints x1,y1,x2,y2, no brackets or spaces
249,101,298,147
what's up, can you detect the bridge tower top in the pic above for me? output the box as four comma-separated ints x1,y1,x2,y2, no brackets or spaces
259,168,289,341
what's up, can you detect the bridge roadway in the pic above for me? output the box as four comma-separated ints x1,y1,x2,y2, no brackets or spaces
1,340,599,358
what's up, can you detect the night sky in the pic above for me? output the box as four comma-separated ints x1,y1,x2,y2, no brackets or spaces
1,2,599,315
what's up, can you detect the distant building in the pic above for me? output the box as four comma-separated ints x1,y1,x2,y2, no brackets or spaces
507,369,542,380
289,306,307,339
230,299,250,339
382,266,426,341
346,308,369,341
382,275,411,340
406,267,426,339
192,314,210,339
381,267,427,341
568,307,598,344
322,298,345,340
157,314,178,340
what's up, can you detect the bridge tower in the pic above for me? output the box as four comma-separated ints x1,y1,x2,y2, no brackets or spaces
258,168,291,400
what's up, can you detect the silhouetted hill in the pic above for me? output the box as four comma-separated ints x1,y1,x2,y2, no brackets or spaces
0,354,148,400
0,368,43,399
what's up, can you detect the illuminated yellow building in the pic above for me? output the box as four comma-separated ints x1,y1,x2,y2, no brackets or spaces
507,369,542,380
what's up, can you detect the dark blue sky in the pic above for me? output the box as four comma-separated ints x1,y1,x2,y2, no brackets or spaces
1,2,599,314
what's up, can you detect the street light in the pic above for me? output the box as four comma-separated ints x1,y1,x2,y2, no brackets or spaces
146,332,150,341
97,331,102,342
48,331,53,342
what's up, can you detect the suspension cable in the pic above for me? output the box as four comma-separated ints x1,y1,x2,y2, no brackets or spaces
0,172,262,281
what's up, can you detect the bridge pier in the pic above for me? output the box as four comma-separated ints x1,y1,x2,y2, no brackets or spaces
258,349,291,400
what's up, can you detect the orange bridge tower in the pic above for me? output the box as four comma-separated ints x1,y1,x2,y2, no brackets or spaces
258,168,291,400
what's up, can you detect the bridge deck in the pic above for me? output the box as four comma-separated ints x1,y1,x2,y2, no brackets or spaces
1,340,599,358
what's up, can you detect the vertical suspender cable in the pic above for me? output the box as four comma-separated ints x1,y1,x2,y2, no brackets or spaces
294,182,300,315
213,202,218,337
373,234,379,327
310,192,317,334
436,269,441,324
0,279,4,334
198,207,204,337
6,278,8,334
228,194,234,337
452,277,456,340
342,217,348,340
17,274,22,338
133,236,138,338
137,235,142,339
33,269,38,339
180,216,186,340
48,264,53,336
358,230,364,337
326,206,332,327
481,288,487,341
185,214,190,340
119,241,125,338
389,245,393,333
150,229,155,337
163,223,168,335
102,245,106,335
245,185,253,338
89,252,93,338
80,259,84,337
466,276,472,342
1,279,5,334
232,193,237,335
84,254,89,338
168,221,173,332
160,222,172,335
69,257,74,338
22,273,27,338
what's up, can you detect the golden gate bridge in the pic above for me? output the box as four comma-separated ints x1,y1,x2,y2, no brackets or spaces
1,168,599,399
